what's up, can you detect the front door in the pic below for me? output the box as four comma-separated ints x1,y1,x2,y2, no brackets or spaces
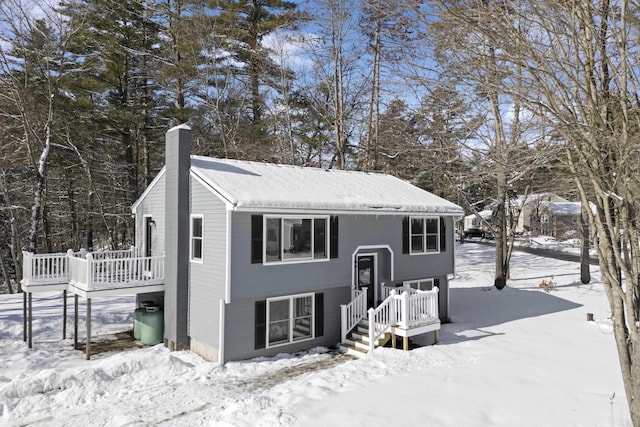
357,254,376,308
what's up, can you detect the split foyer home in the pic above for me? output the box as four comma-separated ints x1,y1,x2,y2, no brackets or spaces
20,125,464,362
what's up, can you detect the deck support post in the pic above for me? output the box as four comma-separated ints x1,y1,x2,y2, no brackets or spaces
86,298,92,360
434,330,439,344
403,336,408,351
391,332,396,349
62,290,67,339
22,291,27,342
27,292,33,348
74,294,78,350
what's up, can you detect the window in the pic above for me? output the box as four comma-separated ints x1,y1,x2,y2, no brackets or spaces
267,293,314,347
264,216,329,263
404,278,434,291
190,215,203,261
409,217,440,254
255,293,324,349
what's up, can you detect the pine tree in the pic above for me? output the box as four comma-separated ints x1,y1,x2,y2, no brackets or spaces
61,0,165,247
212,0,303,158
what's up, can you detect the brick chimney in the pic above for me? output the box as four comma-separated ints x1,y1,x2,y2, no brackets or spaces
163,124,191,350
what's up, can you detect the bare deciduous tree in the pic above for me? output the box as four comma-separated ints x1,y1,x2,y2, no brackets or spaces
426,0,640,423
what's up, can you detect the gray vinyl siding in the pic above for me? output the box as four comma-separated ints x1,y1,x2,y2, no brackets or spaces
229,213,351,300
223,285,349,362
133,174,166,257
229,213,455,300
225,212,455,358
187,177,227,351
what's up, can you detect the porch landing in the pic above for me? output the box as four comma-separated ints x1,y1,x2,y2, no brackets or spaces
340,287,441,357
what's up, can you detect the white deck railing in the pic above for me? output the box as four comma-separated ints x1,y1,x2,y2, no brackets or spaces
21,248,164,293
340,288,368,342
381,284,420,300
363,287,440,351
396,287,439,328
68,254,164,292
90,247,140,260
21,250,77,286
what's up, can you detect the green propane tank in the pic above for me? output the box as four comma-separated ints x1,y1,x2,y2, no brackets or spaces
139,305,164,346
133,301,153,340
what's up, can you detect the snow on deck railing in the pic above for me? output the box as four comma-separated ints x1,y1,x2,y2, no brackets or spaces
340,288,368,343
69,254,164,292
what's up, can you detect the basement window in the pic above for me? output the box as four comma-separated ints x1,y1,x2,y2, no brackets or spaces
267,293,314,347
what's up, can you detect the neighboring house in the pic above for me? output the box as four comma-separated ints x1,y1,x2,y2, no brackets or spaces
20,125,464,363
533,201,583,239
463,210,492,231
514,193,570,234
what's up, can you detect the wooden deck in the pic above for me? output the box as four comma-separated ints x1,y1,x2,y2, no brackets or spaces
20,248,165,359
21,249,165,296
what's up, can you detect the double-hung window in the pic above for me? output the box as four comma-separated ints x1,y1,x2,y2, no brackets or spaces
264,216,328,263
266,293,314,347
410,216,440,254
190,214,204,262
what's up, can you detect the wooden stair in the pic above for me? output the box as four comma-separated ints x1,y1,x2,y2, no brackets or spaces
339,318,392,358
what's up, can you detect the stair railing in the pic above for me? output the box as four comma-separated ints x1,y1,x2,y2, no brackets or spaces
340,287,368,343
367,290,398,352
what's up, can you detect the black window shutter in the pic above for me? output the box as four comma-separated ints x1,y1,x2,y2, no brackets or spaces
330,216,339,259
402,217,409,254
315,293,324,337
434,278,440,288
251,215,263,264
440,217,446,252
255,300,266,349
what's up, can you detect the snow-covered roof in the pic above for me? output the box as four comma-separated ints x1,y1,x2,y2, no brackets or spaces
540,201,599,216
189,156,464,215
513,192,569,207
464,210,492,221
540,201,581,216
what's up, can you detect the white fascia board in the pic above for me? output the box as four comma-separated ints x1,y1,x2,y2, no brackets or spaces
232,206,464,216
131,167,166,213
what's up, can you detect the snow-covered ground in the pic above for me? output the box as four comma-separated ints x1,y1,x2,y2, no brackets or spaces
0,244,631,426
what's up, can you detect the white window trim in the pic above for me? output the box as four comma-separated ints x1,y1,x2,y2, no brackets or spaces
263,215,331,265
409,216,441,255
190,214,204,263
266,292,315,348
403,278,435,291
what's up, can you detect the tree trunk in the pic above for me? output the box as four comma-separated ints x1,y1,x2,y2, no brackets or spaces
580,208,590,284
330,0,347,170
0,253,13,294
28,115,53,254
